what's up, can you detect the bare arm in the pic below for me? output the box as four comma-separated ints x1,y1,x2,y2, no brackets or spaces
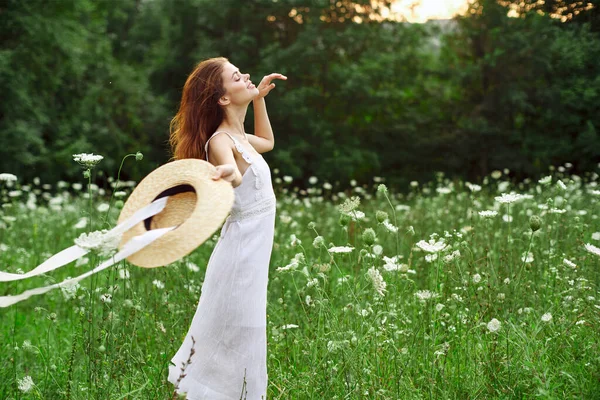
250,73,287,151
251,97,274,151
207,135,243,188
246,131,273,154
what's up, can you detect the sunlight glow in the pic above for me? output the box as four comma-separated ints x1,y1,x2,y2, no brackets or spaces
387,0,471,23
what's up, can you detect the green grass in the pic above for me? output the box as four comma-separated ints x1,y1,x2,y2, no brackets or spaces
0,166,599,399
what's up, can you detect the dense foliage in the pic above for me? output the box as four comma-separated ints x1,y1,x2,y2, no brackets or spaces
1,0,599,189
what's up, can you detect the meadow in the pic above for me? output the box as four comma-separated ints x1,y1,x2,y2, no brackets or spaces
1,156,599,399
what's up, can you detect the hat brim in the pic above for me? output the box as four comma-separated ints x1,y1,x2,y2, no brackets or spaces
116,159,234,268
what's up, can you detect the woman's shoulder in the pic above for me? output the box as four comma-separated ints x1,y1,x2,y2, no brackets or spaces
206,132,236,149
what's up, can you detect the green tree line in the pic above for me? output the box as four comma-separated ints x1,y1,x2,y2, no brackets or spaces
1,0,598,189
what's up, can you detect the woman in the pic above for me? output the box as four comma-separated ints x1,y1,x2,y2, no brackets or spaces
166,57,286,399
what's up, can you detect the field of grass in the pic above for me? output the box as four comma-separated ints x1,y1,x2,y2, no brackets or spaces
1,161,599,399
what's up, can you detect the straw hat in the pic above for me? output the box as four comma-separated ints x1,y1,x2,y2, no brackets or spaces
116,159,234,268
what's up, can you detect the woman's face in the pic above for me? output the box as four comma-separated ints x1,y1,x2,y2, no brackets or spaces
219,62,259,106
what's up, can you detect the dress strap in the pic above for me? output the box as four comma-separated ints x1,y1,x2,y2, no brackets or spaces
205,131,252,164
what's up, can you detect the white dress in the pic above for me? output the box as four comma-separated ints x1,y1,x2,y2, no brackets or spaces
167,131,276,400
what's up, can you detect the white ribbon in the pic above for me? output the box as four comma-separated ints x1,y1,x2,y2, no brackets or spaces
0,197,176,308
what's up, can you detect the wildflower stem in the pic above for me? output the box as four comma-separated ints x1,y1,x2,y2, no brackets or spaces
432,254,439,293
507,203,512,245
515,231,534,287
383,191,400,255
320,243,362,306
506,327,511,388
102,153,136,229
44,323,51,395
87,171,93,232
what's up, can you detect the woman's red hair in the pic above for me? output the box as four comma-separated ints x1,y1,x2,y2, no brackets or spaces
169,57,229,161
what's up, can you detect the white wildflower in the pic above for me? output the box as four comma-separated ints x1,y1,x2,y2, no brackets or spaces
22,340,36,352
97,203,110,212
434,342,450,358
491,170,502,179
487,318,501,333
73,153,104,168
584,243,600,257
592,232,600,241
17,375,35,393
316,263,331,273
0,173,18,182
563,258,577,269
281,324,299,329
548,208,566,214
276,254,303,272
187,262,200,272
338,196,360,214
478,210,498,218
538,175,552,185
416,239,447,253
541,312,553,322
425,253,438,263
382,256,407,272
415,290,436,301
472,273,482,284
521,251,534,263
305,295,313,306
443,250,461,264
73,217,88,229
556,180,567,190
436,187,451,194
382,220,398,233
344,209,365,221
306,278,319,288
328,246,354,254
451,293,463,302
152,279,164,289
367,267,387,297
118,268,130,279
372,244,383,256
100,293,112,303
289,234,302,247
396,204,411,212
313,235,325,248
492,173,509,191
74,229,122,257
60,278,80,300
494,193,525,204
466,182,482,192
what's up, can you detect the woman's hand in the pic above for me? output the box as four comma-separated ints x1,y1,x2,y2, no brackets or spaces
255,73,287,98
212,164,236,183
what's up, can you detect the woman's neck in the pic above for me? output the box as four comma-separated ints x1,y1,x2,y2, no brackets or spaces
220,104,248,138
